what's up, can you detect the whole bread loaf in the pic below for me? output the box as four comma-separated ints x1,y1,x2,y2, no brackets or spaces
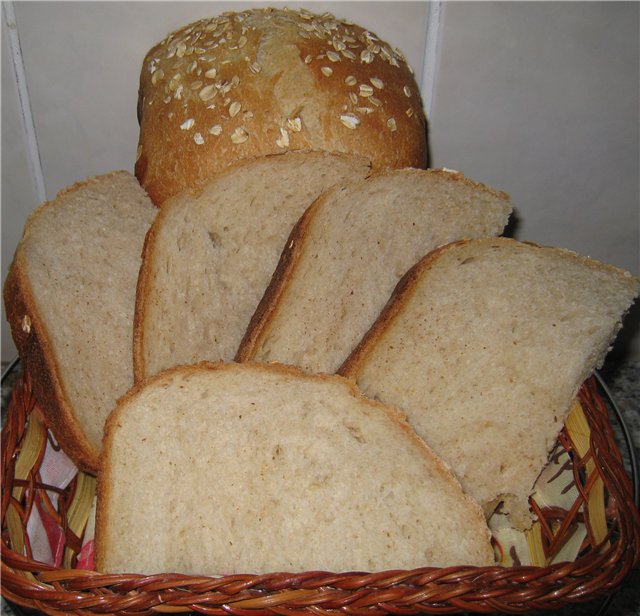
133,151,370,382
339,237,639,528
236,169,512,373
95,362,494,574
3,172,157,472
135,7,427,204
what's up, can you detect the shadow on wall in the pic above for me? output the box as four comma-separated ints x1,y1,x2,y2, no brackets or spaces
501,208,521,240
608,302,640,368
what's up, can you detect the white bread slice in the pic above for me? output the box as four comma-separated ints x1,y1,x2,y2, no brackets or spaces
236,169,512,373
95,362,494,574
3,172,157,472
339,238,639,528
133,151,370,382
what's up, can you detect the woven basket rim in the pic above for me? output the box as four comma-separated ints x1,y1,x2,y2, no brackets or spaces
2,364,640,615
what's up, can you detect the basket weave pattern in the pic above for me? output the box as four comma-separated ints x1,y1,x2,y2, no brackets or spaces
2,372,639,615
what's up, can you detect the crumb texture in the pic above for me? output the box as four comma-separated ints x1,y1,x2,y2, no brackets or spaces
96,363,494,574
8,172,156,456
135,153,369,381
243,169,511,373
347,238,639,525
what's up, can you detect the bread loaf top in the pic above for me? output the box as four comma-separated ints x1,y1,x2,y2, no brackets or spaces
3,171,157,472
96,361,494,574
135,7,427,204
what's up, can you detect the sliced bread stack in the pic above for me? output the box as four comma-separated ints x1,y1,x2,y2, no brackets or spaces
95,362,494,574
338,238,640,528
236,168,512,373
3,172,157,472
4,4,639,578
133,151,370,381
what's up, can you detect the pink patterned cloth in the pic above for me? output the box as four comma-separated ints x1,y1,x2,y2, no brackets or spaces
26,434,95,570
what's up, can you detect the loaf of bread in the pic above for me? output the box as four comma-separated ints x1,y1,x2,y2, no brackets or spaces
3,172,157,472
133,151,370,382
135,7,427,204
236,169,512,374
95,362,494,574
339,238,639,528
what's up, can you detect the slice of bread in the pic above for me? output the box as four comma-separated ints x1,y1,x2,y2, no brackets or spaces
339,238,639,528
3,172,157,472
133,151,370,382
236,169,512,373
95,362,494,574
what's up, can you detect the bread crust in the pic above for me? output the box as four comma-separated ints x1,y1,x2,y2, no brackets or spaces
135,8,427,205
132,204,168,384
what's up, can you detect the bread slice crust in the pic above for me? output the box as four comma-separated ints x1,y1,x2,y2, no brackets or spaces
4,252,96,470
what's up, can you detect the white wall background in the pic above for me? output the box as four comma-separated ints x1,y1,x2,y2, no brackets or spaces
2,1,639,364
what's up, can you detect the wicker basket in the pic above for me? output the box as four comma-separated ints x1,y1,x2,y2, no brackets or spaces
2,368,639,615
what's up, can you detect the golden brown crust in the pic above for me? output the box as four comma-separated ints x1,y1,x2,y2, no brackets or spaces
131,209,168,384
135,8,427,205
94,396,119,571
93,462,110,571
3,251,100,473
